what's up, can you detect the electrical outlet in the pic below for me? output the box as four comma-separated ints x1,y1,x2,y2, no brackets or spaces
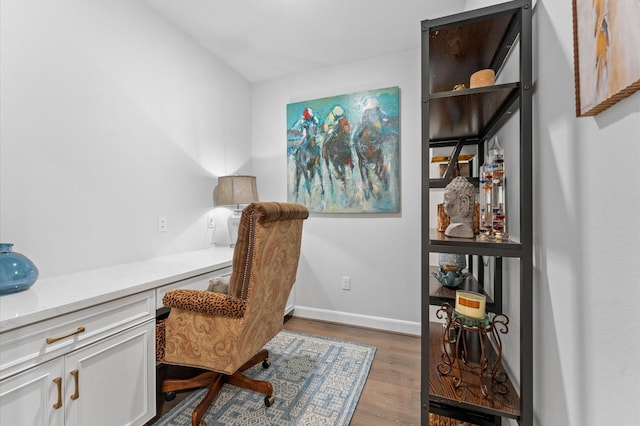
207,214,216,229
341,276,351,291
158,216,167,232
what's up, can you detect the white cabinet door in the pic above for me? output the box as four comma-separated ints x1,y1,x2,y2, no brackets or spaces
0,358,65,426
64,321,155,426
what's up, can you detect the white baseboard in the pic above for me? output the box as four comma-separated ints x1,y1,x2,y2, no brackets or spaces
292,306,421,336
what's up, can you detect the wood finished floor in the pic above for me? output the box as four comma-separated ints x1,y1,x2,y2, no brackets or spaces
284,317,422,425
149,316,421,425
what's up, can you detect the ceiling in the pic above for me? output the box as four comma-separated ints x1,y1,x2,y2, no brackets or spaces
142,0,466,83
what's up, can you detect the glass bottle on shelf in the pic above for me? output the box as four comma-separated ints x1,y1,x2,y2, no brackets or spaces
488,137,509,241
478,148,492,239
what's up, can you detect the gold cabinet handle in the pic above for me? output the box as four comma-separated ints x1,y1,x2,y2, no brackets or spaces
70,370,79,400
46,326,85,344
52,377,62,409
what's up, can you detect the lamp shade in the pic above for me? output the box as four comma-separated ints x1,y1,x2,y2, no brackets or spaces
217,175,259,206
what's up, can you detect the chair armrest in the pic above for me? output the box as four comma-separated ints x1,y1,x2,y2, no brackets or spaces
162,289,246,318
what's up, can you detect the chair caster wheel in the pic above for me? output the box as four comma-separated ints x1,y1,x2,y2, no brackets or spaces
262,358,271,369
164,391,176,401
264,395,274,407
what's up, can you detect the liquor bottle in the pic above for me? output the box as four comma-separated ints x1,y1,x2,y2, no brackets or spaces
488,137,509,241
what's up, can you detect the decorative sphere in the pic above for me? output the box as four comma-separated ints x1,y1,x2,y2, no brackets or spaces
438,253,466,272
433,253,468,289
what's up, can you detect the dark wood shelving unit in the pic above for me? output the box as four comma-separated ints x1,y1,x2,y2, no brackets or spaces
421,1,533,425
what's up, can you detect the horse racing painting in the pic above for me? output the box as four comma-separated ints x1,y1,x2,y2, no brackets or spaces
287,87,400,213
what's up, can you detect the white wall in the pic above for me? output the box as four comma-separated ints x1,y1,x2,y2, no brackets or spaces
534,2,639,424
0,0,252,278
465,1,640,425
252,51,423,333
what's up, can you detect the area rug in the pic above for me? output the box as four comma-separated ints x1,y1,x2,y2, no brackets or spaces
153,330,376,425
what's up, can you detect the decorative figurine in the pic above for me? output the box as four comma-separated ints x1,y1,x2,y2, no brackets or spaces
432,268,469,289
443,176,475,238
432,253,469,289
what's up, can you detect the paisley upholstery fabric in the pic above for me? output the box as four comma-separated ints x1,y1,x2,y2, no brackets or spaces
156,202,308,375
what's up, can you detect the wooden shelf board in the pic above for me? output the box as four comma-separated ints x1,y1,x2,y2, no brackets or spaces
428,84,519,142
428,229,522,257
428,265,491,303
427,321,520,420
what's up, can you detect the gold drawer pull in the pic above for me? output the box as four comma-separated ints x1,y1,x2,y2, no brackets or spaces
46,326,86,344
53,377,62,409
70,369,79,400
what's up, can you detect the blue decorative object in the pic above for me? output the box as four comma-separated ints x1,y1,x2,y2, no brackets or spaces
438,253,466,271
0,243,39,295
432,268,469,289
432,253,469,289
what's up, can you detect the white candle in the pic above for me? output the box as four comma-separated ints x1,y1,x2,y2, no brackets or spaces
455,290,486,319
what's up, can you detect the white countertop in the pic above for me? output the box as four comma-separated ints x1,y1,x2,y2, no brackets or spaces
0,246,234,333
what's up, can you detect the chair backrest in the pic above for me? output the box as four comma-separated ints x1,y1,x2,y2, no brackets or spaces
160,202,309,373
229,202,309,355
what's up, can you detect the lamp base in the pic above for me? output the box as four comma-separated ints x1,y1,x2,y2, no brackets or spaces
227,208,243,248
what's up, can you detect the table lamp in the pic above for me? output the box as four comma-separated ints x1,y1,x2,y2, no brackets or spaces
217,175,259,247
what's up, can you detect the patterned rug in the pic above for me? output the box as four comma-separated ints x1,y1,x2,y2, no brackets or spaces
153,330,376,425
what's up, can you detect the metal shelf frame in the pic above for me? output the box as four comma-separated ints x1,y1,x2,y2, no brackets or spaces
421,1,533,424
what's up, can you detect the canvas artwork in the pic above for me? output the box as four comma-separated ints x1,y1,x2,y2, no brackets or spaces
287,87,400,213
572,0,640,116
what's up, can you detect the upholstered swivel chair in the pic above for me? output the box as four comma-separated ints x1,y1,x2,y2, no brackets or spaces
155,202,309,426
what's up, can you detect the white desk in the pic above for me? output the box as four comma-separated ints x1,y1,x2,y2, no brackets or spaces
0,246,234,426
0,246,234,333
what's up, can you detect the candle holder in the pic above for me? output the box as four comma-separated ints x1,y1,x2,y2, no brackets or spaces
436,303,510,398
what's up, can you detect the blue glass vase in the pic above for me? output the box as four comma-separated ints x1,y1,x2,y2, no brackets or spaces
0,243,39,295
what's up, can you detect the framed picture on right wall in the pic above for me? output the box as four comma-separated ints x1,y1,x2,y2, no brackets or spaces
572,0,640,116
